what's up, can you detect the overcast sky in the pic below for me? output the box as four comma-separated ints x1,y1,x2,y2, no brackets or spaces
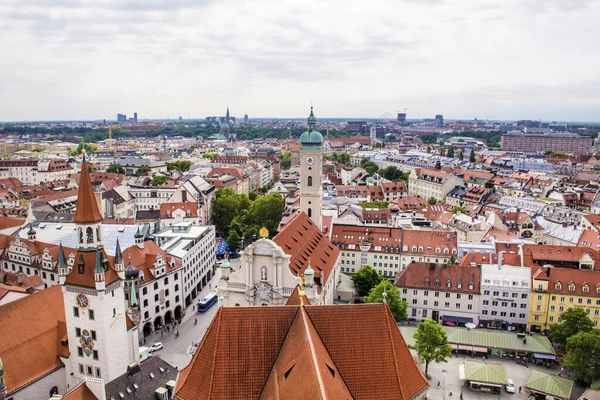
1,0,599,122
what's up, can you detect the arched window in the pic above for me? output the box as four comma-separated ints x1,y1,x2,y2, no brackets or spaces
86,227,93,244
308,208,312,218
308,176,313,187
78,228,83,244
96,226,101,241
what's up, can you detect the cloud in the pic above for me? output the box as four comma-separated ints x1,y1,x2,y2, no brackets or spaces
0,0,599,120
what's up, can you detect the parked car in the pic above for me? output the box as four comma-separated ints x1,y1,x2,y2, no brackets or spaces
505,378,515,393
150,342,164,352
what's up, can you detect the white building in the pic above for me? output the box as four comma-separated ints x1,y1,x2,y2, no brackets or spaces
154,223,217,308
395,262,481,325
0,159,75,185
479,262,531,332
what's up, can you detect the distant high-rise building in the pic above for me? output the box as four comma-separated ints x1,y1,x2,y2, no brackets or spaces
134,112,138,123
347,121,367,132
244,114,249,124
435,114,444,128
226,106,230,125
370,124,377,145
117,113,126,123
397,112,406,125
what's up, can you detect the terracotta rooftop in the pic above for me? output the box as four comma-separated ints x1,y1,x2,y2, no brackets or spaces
160,202,199,219
73,160,103,224
0,285,67,393
175,304,428,400
65,249,121,288
61,381,98,400
273,212,340,287
395,262,481,295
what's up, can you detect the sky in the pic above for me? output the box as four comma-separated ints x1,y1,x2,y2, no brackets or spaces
1,0,599,122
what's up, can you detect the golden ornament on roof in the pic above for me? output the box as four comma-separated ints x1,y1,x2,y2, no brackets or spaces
259,227,269,238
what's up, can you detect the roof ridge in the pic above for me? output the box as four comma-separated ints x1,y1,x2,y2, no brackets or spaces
384,304,406,399
206,307,222,399
300,308,327,399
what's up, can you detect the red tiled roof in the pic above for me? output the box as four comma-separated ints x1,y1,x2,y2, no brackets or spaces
0,218,25,230
273,212,339,286
175,304,428,400
0,285,68,393
74,161,103,224
547,268,600,297
62,382,99,400
160,202,198,219
395,262,481,294
65,249,120,288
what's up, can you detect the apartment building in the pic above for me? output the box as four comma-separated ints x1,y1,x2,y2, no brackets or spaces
479,263,531,332
395,262,481,325
501,131,593,154
529,266,600,332
154,223,216,308
330,223,458,278
0,159,75,185
408,167,464,201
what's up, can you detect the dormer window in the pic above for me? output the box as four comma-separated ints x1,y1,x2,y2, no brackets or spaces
418,246,423,252
457,280,462,289
403,245,408,252
555,282,562,290
435,278,441,287
444,249,449,254
412,246,417,252
468,281,474,290
583,284,589,293
424,278,430,286
569,284,576,292
446,279,451,288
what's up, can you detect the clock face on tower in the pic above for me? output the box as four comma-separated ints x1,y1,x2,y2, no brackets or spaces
305,156,315,166
76,293,89,308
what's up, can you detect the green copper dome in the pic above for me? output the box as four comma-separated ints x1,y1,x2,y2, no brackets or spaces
300,106,323,145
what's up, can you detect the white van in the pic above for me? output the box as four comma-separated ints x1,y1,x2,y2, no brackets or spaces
505,378,515,393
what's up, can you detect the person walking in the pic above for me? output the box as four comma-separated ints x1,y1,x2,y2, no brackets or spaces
519,386,522,394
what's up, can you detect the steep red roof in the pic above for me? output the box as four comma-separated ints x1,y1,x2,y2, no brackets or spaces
273,212,339,286
73,160,103,224
64,249,120,288
395,262,481,294
175,304,428,400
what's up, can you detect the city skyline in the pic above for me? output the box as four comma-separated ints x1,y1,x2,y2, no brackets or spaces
1,0,600,121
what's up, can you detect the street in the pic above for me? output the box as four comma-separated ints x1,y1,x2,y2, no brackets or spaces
147,273,220,370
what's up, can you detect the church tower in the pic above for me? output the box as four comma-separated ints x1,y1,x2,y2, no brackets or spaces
62,150,138,387
299,107,323,230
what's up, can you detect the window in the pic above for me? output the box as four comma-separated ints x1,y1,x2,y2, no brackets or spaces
457,294,462,299
537,295,542,301
402,288,407,294
549,316,554,322
467,304,472,310
143,287,148,295
154,282,159,290
89,310,95,320
445,293,451,298
569,284,576,292
468,295,473,300
468,281,474,290
484,290,490,296
424,278,430,286
93,350,98,360
413,289,418,295
502,292,509,297
87,366,93,375
79,364,84,374
550,305,555,312
444,302,450,308
483,300,489,306
435,292,440,297
76,328,81,337
435,279,441,287
91,331,96,340
482,310,488,315
77,347,83,357
434,301,439,307
95,367,101,378
491,311,497,316
424,290,429,296
520,304,527,309
511,303,517,308
492,301,498,307
446,279,451,288
519,313,526,319
501,302,508,307
493,291,499,296
456,303,460,309
510,313,516,318
423,300,428,305
412,299,417,305
73,307,79,317
422,310,427,317
500,312,506,317
308,176,313,186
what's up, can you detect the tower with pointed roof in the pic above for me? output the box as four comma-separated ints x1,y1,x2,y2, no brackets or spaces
299,106,323,230
62,151,138,387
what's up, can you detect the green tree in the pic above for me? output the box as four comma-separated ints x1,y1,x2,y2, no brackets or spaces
469,148,476,163
280,151,291,170
337,152,351,165
562,331,600,383
136,166,151,174
410,319,453,376
106,165,125,174
245,193,284,237
365,280,407,322
202,152,218,161
450,206,466,214
352,265,382,297
458,150,464,161
427,145,431,154
447,255,457,265
447,145,455,159
211,189,252,235
428,196,437,205
381,166,404,181
150,176,170,186
549,307,594,348
248,192,258,201
259,185,269,194
362,160,379,176
226,229,242,253
439,147,445,157
166,160,193,172
69,142,98,156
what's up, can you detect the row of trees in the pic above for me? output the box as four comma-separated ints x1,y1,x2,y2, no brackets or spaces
549,307,600,383
359,159,410,183
211,189,284,251
438,145,476,162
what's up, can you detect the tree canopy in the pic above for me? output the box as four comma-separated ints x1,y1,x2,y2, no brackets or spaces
136,166,151,174
381,166,409,183
563,331,600,384
280,151,291,170
68,142,98,156
106,165,125,174
447,146,455,159
244,193,284,238
548,307,594,348
149,176,170,186
410,319,453,376
211,188,252,235
166,160,193,172
352,265,382,297
226,229,242,253
469,148,476,163
365,280,407,322
202,152,218,161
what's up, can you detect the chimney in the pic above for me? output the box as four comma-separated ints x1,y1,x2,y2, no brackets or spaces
546,267,550,278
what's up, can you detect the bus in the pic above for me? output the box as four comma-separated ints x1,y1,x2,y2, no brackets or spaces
197,291,218,313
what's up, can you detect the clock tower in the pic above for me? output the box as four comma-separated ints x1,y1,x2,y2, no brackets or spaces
62,151,138,388
299,107,323,230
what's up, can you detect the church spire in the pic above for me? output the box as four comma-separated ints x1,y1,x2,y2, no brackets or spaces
74,150,103,224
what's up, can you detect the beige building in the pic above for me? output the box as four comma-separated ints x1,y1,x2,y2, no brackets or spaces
408,167,464,201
